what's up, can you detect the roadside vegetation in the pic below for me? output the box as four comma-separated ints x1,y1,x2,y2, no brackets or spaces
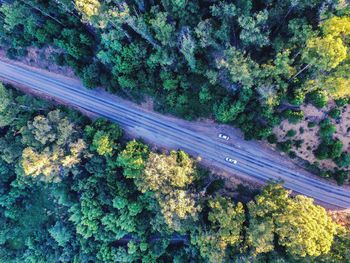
0,0,349,183
0,83,349,262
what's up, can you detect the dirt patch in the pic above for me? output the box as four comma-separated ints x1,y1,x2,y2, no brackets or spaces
0,47,76,78
330,210,350,228
140,96,155,111
273,102,350,175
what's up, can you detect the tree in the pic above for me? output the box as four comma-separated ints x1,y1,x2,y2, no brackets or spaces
275,195,337,257
315,139,343,160
21,139,86,181
238,10,270,48
141,151,200,231
302,35,347,71
149,10,176,47
195,19,217,48
48,222,72,247
75,0,101,19
247,184,338,258
179,28,196,70
335,152,350,167
319,118,336,139
321,16,350,39
213,98,244,123
318,229,350,263
0,83,17,127
117,140,149,180
218,47,259,89
323,77,350,99
81,63,102,88
20,110,86,181
192,196,245,263
92,131,115,156
140,151,195,193
246,217,275,254
207,196,245,248
307,90,328,108
282,109,304,124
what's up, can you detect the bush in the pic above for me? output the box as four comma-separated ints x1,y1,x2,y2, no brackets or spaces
308,90,328,108
307,121,316,128
53,53,65,66
319,170,332,179
277,140,292,153
81,63,102,89
335,152,350,167
282,110,304,124
6,48,18,59
286,129,297,137
335,98,348,107
315,139,343,160
290,89,305,106
305,161,321,174
267,134,278,144
289,151,297,158
319,119,336,139
333,169,348,185
328,108,341,119
206,179,225,195
293,139,304,149
329,140,343,159
17,48,28,57
314,142,329,160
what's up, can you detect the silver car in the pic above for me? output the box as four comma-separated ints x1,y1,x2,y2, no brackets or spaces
218,133,230,140
225,157,237,164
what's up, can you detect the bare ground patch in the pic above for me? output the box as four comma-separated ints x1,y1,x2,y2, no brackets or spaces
0,47,76,78
273,102,350,175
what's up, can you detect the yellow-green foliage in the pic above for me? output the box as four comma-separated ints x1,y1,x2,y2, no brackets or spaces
142,151,200,231
75,0,101,18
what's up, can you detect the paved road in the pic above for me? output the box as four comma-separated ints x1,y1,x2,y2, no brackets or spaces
0,60,349,209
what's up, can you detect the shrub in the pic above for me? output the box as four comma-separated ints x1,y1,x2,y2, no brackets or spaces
328,108,341,119
335,98,348,107
81,63,102,89
6,48,18,59
308,90,328,108
307,121,316,128
293,139,304,149
286,129,297,137
290,89,305,106
277,140,292,153
289,151,297,158
283,110,304,124
315,139,343,160
335,152,350,167
329,140,343,159
267,134,278,144
319,119,336,139
206,179,225,195
305,161,321,174
53,53,65,66
333,169,348,185
17,48,28,57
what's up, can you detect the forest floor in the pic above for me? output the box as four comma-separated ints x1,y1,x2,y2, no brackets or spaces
273,103,350,172
0,47,75,78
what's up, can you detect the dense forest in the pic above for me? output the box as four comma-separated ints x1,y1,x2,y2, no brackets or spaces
0,0,349,183
0,83,349,262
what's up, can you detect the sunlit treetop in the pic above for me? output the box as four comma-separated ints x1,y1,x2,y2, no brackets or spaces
75,0,101,19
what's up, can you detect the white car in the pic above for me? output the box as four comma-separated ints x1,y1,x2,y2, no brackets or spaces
225,157,237,164
218,133,230,140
